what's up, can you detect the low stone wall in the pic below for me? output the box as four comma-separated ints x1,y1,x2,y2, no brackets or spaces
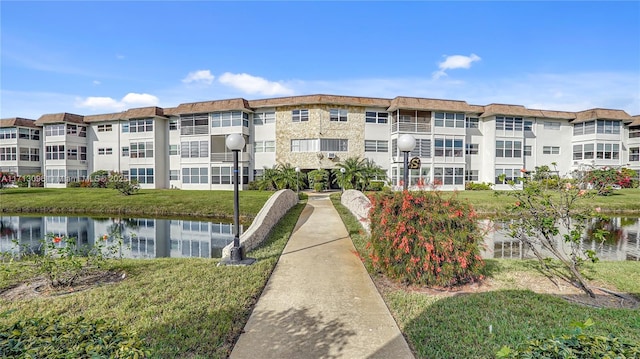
222,189,299,258
340,189,372,234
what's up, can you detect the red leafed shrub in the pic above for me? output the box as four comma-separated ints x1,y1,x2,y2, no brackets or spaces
368,190,485,287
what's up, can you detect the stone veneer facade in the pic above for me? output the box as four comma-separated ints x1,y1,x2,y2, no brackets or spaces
274,105,366,168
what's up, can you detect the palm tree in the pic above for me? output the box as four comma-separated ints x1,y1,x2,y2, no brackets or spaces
333,157,366,190
274,163,302,190
360,158,386,190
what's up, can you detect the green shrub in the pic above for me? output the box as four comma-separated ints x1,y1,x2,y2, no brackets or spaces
16,173,44,187
497,319,640,358
366,181,385,191
0,315,149,358
368,191,485,287
90,170,110,188
465,182,493,190
66,181,81,188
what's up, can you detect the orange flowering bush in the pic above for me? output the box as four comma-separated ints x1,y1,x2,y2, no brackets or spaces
368,191,485,287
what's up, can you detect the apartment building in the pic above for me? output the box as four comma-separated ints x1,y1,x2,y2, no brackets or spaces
0,117,42,176
1,94,637,190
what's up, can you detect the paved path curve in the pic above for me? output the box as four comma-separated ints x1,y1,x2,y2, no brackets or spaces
230,192,414,359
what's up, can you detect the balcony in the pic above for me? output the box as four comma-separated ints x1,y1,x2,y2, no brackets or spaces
210,152,249,162
392,121,431,134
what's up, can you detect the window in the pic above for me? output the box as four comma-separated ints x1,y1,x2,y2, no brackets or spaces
19,128,30,139
465,170,479,182
495,140,522,158
45,145,65,160
434,138,464,157
80,147,87,160
496,117,523,131
122,146,130,157
320,138,348,152
180,113,208,135
364,140,388,152
573,145,583,160
543,146,560,155
211,166,230,184
255,141,275,153
45,169,65,184
19,148,39,161
0,128,16,139
66,124,77,135
465,143,479,155
391,138,431,158
329,109,347,122
212,111,249,127
434,167,464,185
630,126,640,138
98,148,113,155
130,168,154,184
169,170,179,181
180,141,208,158
435,112,465,128
169,119,178,130
122,123,130,133
254,111,276,125
182,167,208,184
630,147,640,162
596,143,619,159
466,117,479,128
30,129,40,140
583,143,594,159
292,109,309,122
0,147,17,161
45,124,65,136
291,139,318,152
79,126,87,137
130,119,153,133
67,147,78,160
130,142,154,158
524,121,533,131
596,120,621,134
543,121,561,130
169,145,179,156
98,124,112,132
524,145,532,156
211,166,248,184
495,168,523,184
365,111,388,124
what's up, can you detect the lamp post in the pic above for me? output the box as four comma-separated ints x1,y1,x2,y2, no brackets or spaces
397,134,416,191
340,167,346,193
222,133,255,265
295,167,300,194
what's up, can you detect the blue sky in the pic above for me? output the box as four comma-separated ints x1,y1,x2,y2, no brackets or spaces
2,1,639,119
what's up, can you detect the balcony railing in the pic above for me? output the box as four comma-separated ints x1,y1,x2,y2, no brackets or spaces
181,126,209,136
210,152,249,162
391,121,431,134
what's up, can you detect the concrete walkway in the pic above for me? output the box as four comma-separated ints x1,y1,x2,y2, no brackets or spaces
230,192,414,359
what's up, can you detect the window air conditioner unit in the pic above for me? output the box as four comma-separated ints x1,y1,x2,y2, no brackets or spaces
327,152,336,159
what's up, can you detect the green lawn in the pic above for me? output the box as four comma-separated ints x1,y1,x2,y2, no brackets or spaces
331,193,640,359
0,201,306,359
0,188,273,222
456,188,640,214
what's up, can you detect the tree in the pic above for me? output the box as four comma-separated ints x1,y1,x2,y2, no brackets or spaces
333,157,386,191
307,169,329,192
498,168,606,298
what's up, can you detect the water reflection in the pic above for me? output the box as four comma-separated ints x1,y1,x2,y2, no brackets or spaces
0,215,241,259
481,217,640,261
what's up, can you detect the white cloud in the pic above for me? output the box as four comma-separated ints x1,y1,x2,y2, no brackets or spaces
433,53,481,79
182,70,215,85
93,80,101,85
116,54,125,60
218,72,294,96
75,92,159,111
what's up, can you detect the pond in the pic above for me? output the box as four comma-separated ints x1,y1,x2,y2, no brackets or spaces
481,217,640,261
0,215,241,259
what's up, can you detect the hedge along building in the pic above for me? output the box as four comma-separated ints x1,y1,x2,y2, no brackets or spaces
1,94,638,190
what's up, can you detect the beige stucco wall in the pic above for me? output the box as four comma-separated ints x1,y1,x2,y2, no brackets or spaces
275,105,366,169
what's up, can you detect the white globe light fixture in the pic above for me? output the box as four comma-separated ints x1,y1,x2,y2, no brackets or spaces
397,134,416,191
222,133,254,265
